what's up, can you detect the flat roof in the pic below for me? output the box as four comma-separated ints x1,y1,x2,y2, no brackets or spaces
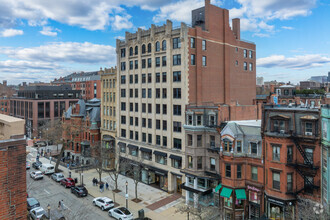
0,114,25,123
227,120,261,127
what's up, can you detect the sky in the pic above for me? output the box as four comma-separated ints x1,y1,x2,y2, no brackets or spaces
0,0,329,85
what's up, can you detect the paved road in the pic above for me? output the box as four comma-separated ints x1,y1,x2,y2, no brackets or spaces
27,168,110,220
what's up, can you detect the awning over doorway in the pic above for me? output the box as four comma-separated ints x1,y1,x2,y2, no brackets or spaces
215,183,222,193
140,147,152,153
235,189,247,200
153,151,167,157
169,154,182,161
220,187,232,198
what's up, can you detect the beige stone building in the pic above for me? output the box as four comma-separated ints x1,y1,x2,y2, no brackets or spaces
116,21,189,193
100,67,117,169
0,113,25,140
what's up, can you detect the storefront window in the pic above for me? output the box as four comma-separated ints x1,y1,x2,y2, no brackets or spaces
249,191,260,204
235,199,244,209
160,175,168,191
188,177,194,186
197,178,206,189
270,203,283,220
224,196,233,208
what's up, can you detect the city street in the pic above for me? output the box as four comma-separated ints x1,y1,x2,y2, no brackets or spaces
27,168,109,219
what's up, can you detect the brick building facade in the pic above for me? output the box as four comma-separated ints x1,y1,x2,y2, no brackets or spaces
0,114,26,219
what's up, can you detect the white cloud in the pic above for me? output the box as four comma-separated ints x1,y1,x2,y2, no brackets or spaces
39,26,60,37
153,0,221,23
111,14,133,31
115,36,125,40
257,54,330,70
1,28,23,37
1,42,116,64
229,0,316,33
253,33,270,38
281,26,294,30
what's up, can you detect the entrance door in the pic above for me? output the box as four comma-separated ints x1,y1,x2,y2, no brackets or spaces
176,177,182,193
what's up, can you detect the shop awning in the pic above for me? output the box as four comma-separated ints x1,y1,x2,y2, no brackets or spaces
102,135,115,141
215,184,222,193
169,154,182,161
127,144,139,150
235,189,247,200
140,147,152,153
118,142,126,147
220,187,232,198
153,151,167,157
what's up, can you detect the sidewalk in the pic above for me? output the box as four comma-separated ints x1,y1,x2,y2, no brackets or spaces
28,147,185,220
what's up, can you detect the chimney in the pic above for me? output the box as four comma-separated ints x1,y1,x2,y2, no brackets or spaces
205,0,210,5
232,18,240,40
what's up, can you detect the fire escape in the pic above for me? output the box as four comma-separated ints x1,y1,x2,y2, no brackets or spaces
287,134,320,196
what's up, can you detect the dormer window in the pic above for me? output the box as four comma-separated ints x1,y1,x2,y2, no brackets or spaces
196,115,203,126
273,120,285,133
250,142,258,155
223,139,232,152
305,122,313,135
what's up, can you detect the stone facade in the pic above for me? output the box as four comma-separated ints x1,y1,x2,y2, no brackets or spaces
321,105,330,208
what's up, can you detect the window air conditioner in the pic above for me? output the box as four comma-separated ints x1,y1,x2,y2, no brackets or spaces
305,132,313,136
280,130,285,134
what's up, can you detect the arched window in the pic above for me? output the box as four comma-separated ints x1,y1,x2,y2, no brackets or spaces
142,44,146,54
155,41,160,52
135,46,138,55
147,43,151,53
162,40,166,51
129,47,133,56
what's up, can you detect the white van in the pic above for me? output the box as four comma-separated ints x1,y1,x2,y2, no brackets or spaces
40,163,55,175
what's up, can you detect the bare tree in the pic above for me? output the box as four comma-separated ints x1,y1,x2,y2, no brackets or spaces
297,196,330,220
176,200,221,220
107,159,121,192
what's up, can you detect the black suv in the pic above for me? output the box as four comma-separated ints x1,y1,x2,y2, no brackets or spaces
71,186,88,197
32,161,42,169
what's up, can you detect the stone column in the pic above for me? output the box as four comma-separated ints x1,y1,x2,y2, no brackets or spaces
185,176,189,205
194,177,199,208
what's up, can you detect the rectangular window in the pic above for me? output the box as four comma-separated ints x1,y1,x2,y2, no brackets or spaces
142,133,146,142
237,141,242,153
249,50,253,59
173,54,181,65
287,173,293,192
121,129,126,138
244,49,247,58
121,48,126,57
142,103,146,113
121,62,126,70
142,89,146,98
156,120,161,130
163,120,167,131
148,134,152,144
251,166,258,181
305,122,313,134
163,136,167,147
121,102,126,111
187,134,193,146
272,145,281,161
244,62,247,70
210,158,216,171
225,164,231,178
147,88,152,98
173,121,182,132
273,172,280,190
287,146,293,163
202,40,206,50
202,56,206,66
156,89,160,98
197,135,202,146
148,73,152,83
142,74,146,83
249,63,253,71
156,104,160,114
135,103,138,112
148,104,152,113
148,119,152,128
162,88,167,98
121,116,126,124
130,117,133,126
174,138,182,150
173,37,181,49
188,156,193,168
142,118,146,127
197,156,202,170
135,74,138,83
237,165,242,179
156,72,160,83
156,135,161,145
162,56,166,66
155,57,160,67
250,143,258,154
155,155,167,165
173,88,181,99
147,58,152,68
120,75,126,84
191,37,195,48
135,131,139,141
187,115,193,125
129,61,133,70
142,59,146,68
191,54,196,65
173,105,181,116
134,60,138,69
196,115,202,126
135,89,138,98
135,117,139,126
129,89,133,98
162,72,167,82
129,103,133,112
172,72,180,84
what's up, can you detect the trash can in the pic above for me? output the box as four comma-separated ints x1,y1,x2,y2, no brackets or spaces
74,178,78,183
138,209,145,219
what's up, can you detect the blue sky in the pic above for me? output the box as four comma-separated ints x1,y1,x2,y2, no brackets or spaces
0,0,329,85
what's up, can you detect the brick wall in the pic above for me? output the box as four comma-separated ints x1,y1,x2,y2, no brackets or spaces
0,140,27,219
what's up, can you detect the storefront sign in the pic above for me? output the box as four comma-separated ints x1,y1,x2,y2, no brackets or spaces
268,198,285,206
247,185,260,192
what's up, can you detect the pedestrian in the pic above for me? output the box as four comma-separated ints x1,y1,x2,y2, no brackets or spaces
99,183,102,192
58,200,61,209
95,178,98,186
106,182,109,190
101,182,104,192
92,178,95,186
61,200,64,210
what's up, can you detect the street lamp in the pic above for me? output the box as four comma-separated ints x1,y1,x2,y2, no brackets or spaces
125,181,128,209
47,204,50,219
81,173,84,186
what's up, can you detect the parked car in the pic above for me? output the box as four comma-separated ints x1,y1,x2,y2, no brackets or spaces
29,207,47,220
30,171,44,180
27,197,40,211
108,207,133,220
93,197,114,211
60,178,75,188
51,173,65,182
71,186,88,197
32,161,42,169
40,163,55,175
26,161,31,169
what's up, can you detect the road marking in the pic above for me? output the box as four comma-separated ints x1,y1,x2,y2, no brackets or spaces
44,189,50,195
63,203,72,211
